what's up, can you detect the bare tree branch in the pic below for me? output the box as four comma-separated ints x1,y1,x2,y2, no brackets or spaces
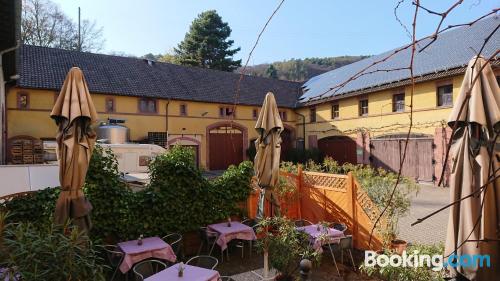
21,0,104,52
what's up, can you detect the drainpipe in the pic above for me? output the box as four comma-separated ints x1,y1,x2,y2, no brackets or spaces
0,42,20,164
295,112,306,150
294,86,307,151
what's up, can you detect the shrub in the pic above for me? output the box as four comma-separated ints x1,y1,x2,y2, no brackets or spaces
84,145,132,241
128,146,254,237
282,148,322,163
209,160,254,219
1,187,59,226
0,213,105,281
2,145,255,243
129,145,211,236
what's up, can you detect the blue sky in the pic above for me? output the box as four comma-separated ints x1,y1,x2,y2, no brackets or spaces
52,0,497,64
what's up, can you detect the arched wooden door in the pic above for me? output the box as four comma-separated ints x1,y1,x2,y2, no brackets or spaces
208,125,244,170
318,136,357,164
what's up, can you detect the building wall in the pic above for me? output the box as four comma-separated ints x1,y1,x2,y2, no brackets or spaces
294,74,467,184
6,87,297,169
295,75,464,144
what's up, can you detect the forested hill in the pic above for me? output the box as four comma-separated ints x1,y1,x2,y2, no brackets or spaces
240,56,369,82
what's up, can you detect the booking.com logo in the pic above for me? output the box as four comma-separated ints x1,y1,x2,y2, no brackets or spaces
364,250,491,271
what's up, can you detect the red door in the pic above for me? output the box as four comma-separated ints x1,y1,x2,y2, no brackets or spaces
209,129,243,170
318,136,357,164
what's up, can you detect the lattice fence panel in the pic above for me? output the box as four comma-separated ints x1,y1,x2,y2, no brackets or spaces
303,171,347,192
355,181,387,230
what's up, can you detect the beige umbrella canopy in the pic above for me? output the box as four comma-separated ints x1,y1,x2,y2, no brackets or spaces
445,57,500,280
254,92,284,219
51,67,98,233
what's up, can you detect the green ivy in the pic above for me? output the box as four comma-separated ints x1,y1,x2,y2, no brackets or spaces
127,146,254,237
84,145,132,241
2,187,59,226
2,145,254,243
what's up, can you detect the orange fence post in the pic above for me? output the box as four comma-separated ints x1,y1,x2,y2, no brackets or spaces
297,165,303,219
346,172,358,248
349,172,359,248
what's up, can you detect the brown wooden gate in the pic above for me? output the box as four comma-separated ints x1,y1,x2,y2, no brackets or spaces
370,137,434,182
318,136,357,164
209,129,243,170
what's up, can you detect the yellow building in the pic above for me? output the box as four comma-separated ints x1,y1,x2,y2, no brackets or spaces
5,45,300,170
3,16,499,185
295,16,499,184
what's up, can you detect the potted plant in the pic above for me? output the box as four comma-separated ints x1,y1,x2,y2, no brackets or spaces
256,217,319,281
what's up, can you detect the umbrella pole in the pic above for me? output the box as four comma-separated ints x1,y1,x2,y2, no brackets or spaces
264,194,270,279
270,194,273,218
264,250,269,279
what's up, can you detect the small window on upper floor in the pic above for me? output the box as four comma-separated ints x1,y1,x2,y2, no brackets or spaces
219,106,235,117
279,111,287,121
309,107,316,123
180,104,187,116
359,99,368,116
252,109,258,120
392,93,405,112
139,98,157,113
331,104,339,119
437,84,453,107
105,97,115,113
17,92,29,110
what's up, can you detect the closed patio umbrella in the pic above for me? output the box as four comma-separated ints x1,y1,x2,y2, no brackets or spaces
51,67,98,233
254,92,284,280
445,57,500,280
254,92,283,219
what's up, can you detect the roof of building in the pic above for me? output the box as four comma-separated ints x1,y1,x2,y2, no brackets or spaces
17,45,302,108
300,15,500,104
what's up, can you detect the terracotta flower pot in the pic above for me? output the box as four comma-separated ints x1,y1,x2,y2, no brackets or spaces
390,239,407,255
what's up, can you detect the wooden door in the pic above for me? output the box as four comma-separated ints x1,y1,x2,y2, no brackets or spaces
416,139,434,182
370,138,434,182
318,136,357,164
209,130,243,170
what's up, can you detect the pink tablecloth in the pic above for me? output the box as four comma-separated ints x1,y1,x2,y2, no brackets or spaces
297,224,344,253
208,222,257,250
118,236,177,273
0,268,19,281
145,264,220,281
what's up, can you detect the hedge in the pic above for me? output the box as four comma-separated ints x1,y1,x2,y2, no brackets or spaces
1,145,254,242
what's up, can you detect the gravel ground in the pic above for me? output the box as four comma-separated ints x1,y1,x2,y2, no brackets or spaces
398,184,450,245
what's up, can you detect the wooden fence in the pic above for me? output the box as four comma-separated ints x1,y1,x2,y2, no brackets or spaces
247,168,385,250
